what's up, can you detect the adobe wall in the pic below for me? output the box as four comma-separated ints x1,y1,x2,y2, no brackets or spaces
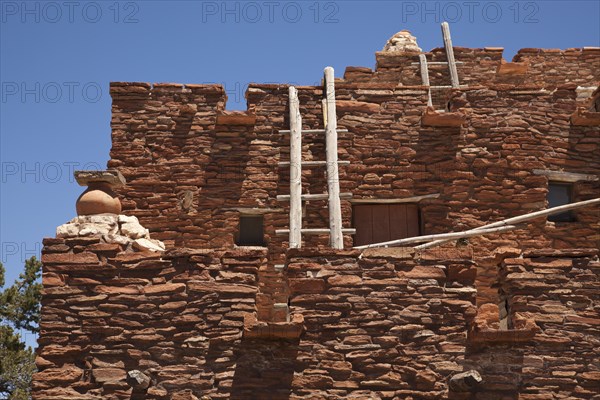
33,238,600,399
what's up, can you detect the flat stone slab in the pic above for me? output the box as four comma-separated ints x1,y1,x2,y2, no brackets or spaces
75,170,126,187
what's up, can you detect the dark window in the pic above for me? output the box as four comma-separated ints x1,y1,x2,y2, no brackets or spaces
236,215,265,246
547,183,576,222
353,204,420,247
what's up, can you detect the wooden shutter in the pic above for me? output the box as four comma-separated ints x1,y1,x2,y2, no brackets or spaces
353,204,420,246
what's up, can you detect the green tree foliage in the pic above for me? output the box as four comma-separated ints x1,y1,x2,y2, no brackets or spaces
0,257,42,399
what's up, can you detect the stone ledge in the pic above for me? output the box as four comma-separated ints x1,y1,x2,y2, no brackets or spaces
522,248,599,258
162,247,268,260
216,111,256,126
570,108,600,126
497,61,528,75
468,303,539,348
532,169,599,182
361,247,415,260
417,246,474,261
468,327,537,346
421,107,466,127
336,100,381,114
243,313,304,340
75,170,126,187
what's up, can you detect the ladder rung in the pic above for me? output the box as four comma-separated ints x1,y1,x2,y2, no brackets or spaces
279,128,349,134
275,228,356,236
411,61,464,65
429,85,469,89
277,193,353,202
278,160,350,167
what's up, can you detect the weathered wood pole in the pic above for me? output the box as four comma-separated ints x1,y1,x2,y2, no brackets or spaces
419,54,433,107
324,67,344,249
288,86,302,248
441,22,460,88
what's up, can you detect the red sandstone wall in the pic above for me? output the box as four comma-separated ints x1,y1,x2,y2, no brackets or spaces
34,43,600,400
463,248,600,399
369,47,600,87
286,247,478,399
34,237,269,399
34,241,600,399
108,49,600,306
109,48,600,257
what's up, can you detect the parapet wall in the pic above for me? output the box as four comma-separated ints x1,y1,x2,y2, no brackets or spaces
34,237,600,399
373,47,600,87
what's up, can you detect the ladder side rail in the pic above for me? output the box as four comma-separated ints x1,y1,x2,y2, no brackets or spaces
418,54,433,107
324,67,344,249
288,86,303,249
441,22,460,88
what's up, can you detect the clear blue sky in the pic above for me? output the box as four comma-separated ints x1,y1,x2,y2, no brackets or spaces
1,0,599,344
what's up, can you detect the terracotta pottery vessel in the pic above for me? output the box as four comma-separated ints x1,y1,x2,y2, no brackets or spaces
76,181,121,215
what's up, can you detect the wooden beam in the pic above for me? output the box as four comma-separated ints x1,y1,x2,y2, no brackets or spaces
441,22,460,88
532,169,599,183
349,193,439,204
222,207,283,215
411,61,465,65
429,85,469,89
324,66,344,249
278,160,350,167
288,86,302,249
416,197,600,250
277,228,356,236
419,54,433,107
279,129,349,134
277,193,353,202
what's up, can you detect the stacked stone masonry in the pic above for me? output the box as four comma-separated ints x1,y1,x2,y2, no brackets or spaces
35,38,600,399
34,241,600,399
107,46,599,305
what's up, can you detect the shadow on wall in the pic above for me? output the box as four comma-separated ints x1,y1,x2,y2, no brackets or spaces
193,123,254,247
453,348,524,400
228,338,300,399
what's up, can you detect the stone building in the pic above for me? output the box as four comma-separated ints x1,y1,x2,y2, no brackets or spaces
33,28,600,399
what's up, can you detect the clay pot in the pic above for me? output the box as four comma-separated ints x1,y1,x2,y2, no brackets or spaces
76,182,121,215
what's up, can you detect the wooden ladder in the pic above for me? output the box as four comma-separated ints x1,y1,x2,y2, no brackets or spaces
276,67,355,249
417,22,463,111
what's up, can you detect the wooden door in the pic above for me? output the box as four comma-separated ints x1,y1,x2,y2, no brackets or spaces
353,204,420,246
